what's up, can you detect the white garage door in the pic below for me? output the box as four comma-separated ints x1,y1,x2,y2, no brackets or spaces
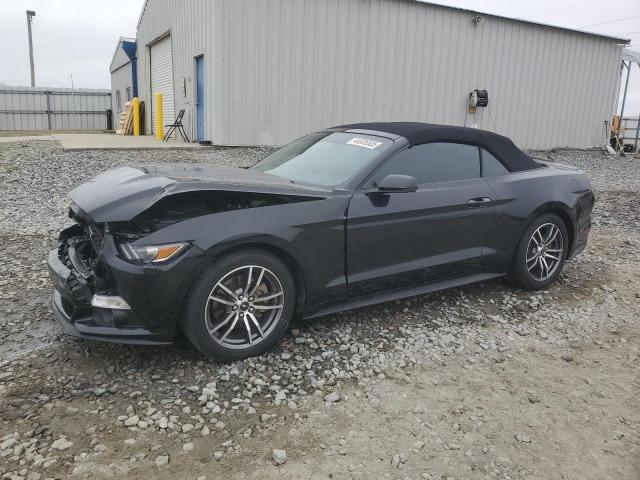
150,36,175,134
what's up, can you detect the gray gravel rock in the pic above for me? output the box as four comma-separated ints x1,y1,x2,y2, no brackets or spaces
124,416,139,427
154,455,169,466
272,449,287,465
182,442,195,451
50,437,73,451
0,141,638,479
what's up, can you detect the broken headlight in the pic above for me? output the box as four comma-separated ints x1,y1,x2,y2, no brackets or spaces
118,242,189,265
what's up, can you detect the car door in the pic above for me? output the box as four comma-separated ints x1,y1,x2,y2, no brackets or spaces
346,142,497,296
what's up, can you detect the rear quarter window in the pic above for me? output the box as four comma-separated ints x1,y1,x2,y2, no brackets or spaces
481,149,510,177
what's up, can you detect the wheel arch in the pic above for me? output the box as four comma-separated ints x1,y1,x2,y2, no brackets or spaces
509,202,576,275
203,239,307,317
530,202,576,255
508,204,574,289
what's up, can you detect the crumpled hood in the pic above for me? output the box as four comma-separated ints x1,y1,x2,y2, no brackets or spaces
69,164,330,222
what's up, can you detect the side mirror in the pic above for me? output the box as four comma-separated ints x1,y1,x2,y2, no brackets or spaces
376,174,418,193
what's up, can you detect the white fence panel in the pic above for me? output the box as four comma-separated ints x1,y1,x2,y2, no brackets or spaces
0,86,112,131
621,117,640,148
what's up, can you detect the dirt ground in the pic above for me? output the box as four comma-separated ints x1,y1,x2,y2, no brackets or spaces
2,231,638,480
0,143,639,480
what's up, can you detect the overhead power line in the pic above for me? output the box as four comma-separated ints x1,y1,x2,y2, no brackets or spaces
537,0,601,18
581,15,640,28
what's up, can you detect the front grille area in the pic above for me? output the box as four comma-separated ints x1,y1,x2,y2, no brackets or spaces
58,226,95,278
65,209,104,272
57,214,116,302
86,221,105,256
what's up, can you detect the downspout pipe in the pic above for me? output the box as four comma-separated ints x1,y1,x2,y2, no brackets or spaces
131,57,138,98
122,40,138,98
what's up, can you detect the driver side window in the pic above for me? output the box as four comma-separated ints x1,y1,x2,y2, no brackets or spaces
370,142,481,186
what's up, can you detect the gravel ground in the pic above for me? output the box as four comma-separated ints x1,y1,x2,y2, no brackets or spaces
0,141,639,480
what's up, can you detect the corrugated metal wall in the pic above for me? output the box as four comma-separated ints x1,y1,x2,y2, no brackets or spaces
111,45,131,72
0,87,112,130
150,35,176,134
137,0,212,140
136,0,624,149
111,63,133,126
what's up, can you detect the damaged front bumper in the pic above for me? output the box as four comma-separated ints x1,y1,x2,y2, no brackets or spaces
50,290,169,346
48,223,208,346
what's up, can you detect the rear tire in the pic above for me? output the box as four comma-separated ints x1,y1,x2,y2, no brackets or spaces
181,249,295,361
510,213,569,290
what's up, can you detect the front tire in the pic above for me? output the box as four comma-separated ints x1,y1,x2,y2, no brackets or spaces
510,213,569,290
182,249,295,361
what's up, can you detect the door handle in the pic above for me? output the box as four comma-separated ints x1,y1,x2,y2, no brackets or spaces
467,197,492,206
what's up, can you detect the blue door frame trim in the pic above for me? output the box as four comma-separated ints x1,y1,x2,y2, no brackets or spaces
195,55,205,142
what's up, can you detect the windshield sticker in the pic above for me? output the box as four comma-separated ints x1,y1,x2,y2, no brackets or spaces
347,137,383,150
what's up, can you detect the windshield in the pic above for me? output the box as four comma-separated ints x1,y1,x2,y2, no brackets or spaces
252,132,392,187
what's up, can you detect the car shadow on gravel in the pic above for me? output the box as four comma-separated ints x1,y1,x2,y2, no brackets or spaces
7,228,617,396
41,259,605,370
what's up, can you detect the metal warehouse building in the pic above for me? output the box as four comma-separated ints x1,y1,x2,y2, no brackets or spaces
109,37,137,126
130,0,629,149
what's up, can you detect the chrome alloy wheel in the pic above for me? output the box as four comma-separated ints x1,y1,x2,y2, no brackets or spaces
204,265,285,349
525,223,564,282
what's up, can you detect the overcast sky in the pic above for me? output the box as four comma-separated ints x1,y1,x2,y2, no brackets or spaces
0,0,639,115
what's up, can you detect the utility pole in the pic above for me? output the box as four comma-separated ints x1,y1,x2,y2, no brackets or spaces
26,10,36,87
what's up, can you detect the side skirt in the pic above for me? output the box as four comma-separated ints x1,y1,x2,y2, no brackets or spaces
304,272,505,320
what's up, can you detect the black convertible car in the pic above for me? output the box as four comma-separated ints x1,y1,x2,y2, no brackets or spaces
48,122,594,360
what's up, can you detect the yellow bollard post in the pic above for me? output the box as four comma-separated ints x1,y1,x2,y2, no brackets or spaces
155,92,163,140
132,97,140,136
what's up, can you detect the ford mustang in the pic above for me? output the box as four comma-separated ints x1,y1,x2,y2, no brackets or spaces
48,123,594,360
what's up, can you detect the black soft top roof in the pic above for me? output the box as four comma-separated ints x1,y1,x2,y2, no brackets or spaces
334,122,541,172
